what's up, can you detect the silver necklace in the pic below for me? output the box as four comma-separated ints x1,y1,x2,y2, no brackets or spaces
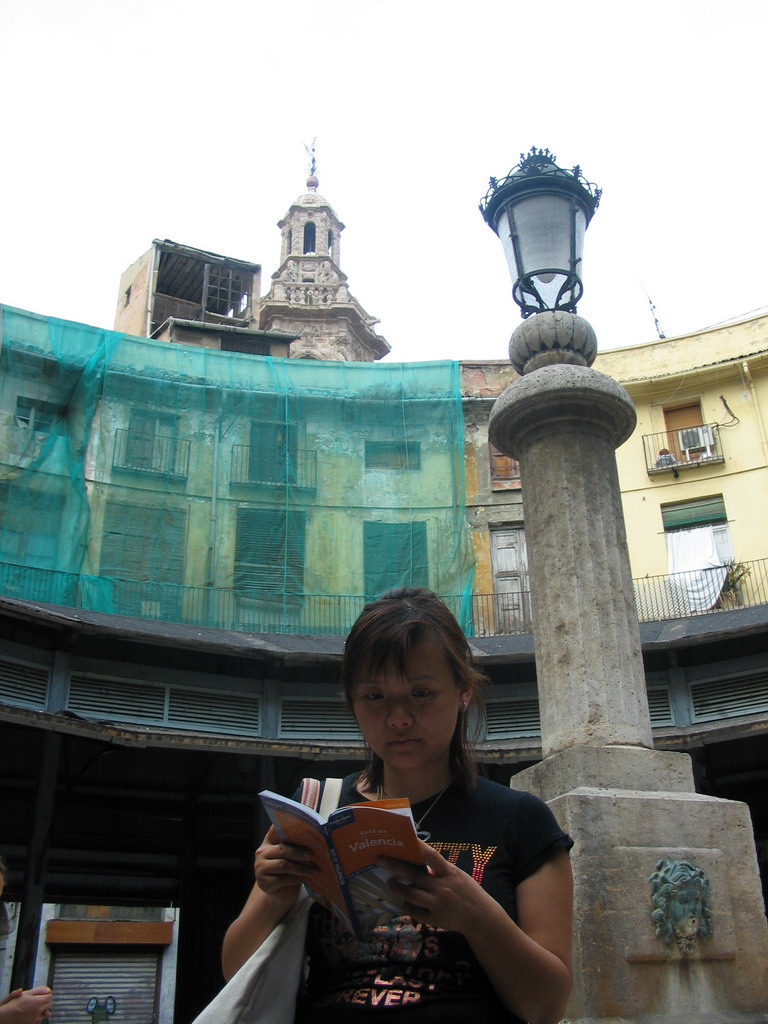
377,782,450,841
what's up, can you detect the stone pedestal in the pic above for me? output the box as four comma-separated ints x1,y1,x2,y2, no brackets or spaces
489,313,768,1023
518,749,768,1024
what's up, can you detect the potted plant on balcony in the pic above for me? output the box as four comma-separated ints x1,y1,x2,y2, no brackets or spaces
717,560,751,608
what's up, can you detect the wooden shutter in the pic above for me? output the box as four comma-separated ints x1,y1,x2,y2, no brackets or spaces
663,403,703,432
249,420,297,483
0,656,49,708
234,508,305,594
0,483,61,567
490,444,521,486
101,503,186,584
364,521,428,598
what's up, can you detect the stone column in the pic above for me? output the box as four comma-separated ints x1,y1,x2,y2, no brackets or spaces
491,359,650,755
489,310,768,1024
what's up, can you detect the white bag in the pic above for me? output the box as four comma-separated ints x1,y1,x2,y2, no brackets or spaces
190,778,343,1024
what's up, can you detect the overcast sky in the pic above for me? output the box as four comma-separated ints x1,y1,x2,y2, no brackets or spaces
1,0,765,362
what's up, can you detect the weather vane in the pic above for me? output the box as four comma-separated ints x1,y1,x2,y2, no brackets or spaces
304,138,317,178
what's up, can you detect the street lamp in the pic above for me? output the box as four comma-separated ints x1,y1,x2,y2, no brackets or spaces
479,147,601,318
480,149,768,1024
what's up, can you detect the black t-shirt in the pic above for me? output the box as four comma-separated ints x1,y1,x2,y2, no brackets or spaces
295,773,572,1024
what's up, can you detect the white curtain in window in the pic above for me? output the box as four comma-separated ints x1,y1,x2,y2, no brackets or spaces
666,526,727,612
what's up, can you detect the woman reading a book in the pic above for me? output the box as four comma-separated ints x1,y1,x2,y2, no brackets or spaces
223,588,573,1024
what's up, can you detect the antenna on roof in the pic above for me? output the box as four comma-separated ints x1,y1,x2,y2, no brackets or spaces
640,281,666,339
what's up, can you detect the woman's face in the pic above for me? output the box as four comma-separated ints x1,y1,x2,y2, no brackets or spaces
351,633,470,780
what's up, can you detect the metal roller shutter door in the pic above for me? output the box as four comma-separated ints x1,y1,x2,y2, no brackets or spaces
49,949,159,1023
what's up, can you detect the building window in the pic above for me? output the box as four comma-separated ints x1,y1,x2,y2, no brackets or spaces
14,397,63,432
661,496,733,564
99,503,186,619
664,402,703,434
663,402,716,462
0,483,61,568
365,441,421,470
101,503,186,585
116,410,190,478
125,410,175,467
205,265,249,318
249,420,298,484
234,508,306,596
490,444,521,489
303,222,316,254
661,496,732,614
364,521,428,599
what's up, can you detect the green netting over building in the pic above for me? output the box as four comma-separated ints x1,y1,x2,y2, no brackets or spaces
0,306,474,635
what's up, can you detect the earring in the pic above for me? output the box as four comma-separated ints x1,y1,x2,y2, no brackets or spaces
460,701,468,711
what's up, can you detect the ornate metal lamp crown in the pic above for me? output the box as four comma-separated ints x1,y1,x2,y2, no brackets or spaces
479,147,602,219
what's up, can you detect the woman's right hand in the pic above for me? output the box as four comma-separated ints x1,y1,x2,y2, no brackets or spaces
254,825,317,910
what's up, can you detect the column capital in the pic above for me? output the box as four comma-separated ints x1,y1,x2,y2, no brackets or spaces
489,363,637,459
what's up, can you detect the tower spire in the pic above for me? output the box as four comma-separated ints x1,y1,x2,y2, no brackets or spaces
304,138,318,191
259,167,390,361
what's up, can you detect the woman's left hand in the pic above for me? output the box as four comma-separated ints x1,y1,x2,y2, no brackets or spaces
378,839,489,933
381,841,574,1024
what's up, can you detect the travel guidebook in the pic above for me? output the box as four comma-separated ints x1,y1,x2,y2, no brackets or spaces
259,790,426,939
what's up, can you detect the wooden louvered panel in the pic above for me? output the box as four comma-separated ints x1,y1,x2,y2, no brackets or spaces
234,507,306,594
68,675,263,736
691,672,768,722
647,687,674,726
663,403,703,432
68,676,167,721
0,656,48,708
168,687,260,734
485,699,541,738
101,502,187,585
279,699,359,738
363,521,428,599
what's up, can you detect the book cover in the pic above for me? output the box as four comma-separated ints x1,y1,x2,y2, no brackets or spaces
259,790,425,939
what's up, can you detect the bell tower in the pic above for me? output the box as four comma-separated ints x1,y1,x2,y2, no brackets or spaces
260,170,389,362
277,170,343,266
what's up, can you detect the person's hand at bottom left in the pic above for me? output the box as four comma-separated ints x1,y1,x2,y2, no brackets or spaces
0,986,53,1023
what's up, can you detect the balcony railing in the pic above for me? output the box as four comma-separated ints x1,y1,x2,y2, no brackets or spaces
231,445,317,490
632,560,767,622
113,429,191,480
643,423,724,475
1,558,766,637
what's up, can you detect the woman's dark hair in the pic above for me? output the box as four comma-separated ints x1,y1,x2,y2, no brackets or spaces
341,587,486,792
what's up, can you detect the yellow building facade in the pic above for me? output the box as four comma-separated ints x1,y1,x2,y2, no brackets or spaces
596,312,768,596
462,310,768,625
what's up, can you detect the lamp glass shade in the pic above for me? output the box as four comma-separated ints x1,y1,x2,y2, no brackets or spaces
497,192,587,312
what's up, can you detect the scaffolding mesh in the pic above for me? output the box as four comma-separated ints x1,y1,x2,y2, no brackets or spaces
0,306,474,635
